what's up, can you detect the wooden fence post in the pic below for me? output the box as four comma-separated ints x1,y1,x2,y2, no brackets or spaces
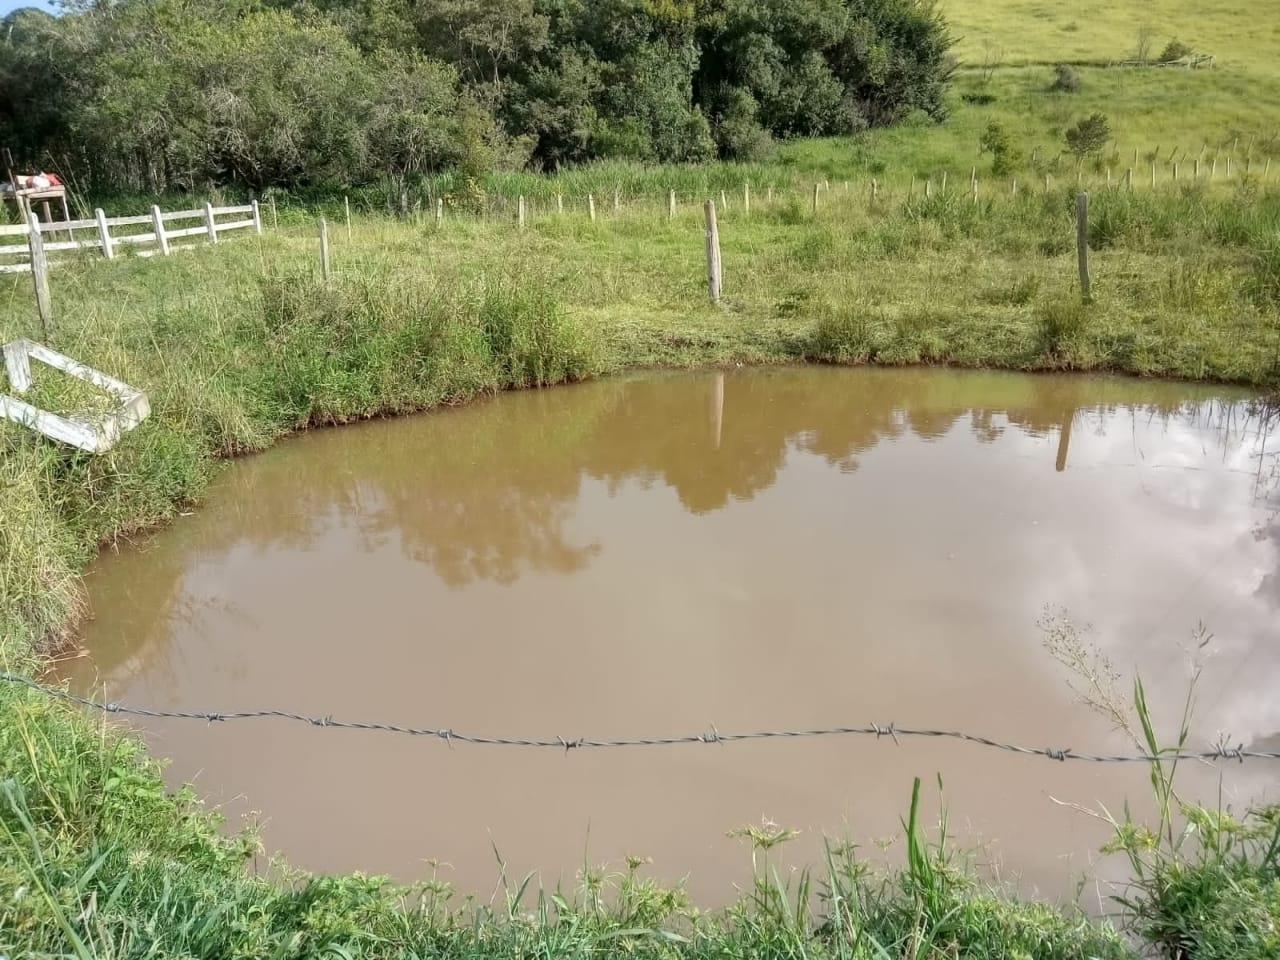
767,184,774,202
557,193,564,215
1010,178,1017,198
269,195,278,230
1194,157,1201,178
1225,156,1232,178
743,181,750,216
25,212,52,341
925,179,932,199
1211,157,1217,178
251,199,263,235
941,171,949,193
1173,162,1179,182
1076,192,1091,303
319,218,330,280
704,200,722,304
588,194,596,222
344,196,352,240
1151,162,1156,188
720,188,728,210
812,182,820,213
203,202,218,244
1125,168,1133,191
95,208,114,260
150,205,170,256
1106,168,1112,189
1267,158,1273,180
971,178,979,203
668,190,676,219
613,186,621,213
1044,173,1050,193
518,195,526,230
871,178,879,203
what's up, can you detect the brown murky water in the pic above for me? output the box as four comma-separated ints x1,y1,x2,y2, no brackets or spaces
63,368,1280,906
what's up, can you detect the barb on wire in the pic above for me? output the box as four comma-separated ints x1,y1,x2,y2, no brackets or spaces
2,671,1276,765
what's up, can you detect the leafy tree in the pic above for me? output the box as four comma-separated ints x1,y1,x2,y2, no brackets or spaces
1064,113,1111,159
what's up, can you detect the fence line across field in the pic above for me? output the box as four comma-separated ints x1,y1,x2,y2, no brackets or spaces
1,671,1275,765
0,200,263,274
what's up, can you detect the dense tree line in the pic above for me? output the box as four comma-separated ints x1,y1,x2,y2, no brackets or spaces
0,0,953,193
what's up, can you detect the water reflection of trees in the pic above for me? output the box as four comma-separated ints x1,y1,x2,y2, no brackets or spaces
76,370,1276,685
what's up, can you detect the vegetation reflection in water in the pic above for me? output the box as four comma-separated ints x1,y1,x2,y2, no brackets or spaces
65,367,1280,908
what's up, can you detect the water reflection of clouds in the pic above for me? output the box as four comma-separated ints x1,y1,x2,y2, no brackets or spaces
992,405,1279,751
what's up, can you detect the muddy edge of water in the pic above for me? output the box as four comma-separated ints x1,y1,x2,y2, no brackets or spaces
63,367,1280,906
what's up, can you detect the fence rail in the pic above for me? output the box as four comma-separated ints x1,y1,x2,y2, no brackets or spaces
2,671,1275,764
0,200,262,273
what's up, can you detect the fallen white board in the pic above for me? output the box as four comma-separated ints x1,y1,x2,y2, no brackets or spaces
1,339,150,453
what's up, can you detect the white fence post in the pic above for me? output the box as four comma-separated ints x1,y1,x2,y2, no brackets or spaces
151,205,170,256
25,213,52,340
251,200,263,235
95,208,115,260
203,202,219,244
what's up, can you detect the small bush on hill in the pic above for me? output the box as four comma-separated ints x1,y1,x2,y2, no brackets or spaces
1051,63,1081,92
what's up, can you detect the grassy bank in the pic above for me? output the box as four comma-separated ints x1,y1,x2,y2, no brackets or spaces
2,176,1280,955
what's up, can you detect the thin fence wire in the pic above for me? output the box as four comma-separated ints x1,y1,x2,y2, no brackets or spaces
3,671,1277,764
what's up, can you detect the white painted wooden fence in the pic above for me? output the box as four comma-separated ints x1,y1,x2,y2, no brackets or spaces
1,338,150,453
0,201,262,274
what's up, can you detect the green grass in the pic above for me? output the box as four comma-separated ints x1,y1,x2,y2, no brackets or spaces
3,184,1279,956
4,0,1280,952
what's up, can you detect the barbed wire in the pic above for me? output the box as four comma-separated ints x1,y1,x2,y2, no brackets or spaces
3,670,1276,764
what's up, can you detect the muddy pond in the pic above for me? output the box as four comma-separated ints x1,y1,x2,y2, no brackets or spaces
62,367,1280,906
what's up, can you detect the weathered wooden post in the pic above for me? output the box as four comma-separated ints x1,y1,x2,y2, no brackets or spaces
203,202,219,244
588,194,596,222
1125,167,1133,191
812,182,820,214
1076,192,1091,303
1266,158,1273,180
435,198,444,226
518,195,526,230
1151,162,1156,188
269,195,278,230
1211,157,1218,178
668,190,676,219
150,205,170,256
704,200,722,304
1194,157,1201,178
720,188,728,210
557,193,564,215
1010,178,1017,198
743,181,750,216
1225,156,1232,178
613,186,621,213
251,199,263,235
767,184,774,202
1173,162,1179,182
971,178,979,203
871,178,879,203
319,218,330,280
25,212,52,340
94,208,114,259
925,179,932,199
1044,173,1051,193
1106,168,1112,189
344,196,352,240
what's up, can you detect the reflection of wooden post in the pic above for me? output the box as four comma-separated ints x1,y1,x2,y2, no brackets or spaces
711,372,724,449
1055,413,1073,472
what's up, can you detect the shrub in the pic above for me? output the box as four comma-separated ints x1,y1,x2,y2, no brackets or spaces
979,121,1021,175
1064,113,1111,158
1051,63,1081,92
1159,39,1194,62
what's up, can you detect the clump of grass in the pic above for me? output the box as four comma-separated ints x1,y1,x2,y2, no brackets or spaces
1037,297,1089,359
